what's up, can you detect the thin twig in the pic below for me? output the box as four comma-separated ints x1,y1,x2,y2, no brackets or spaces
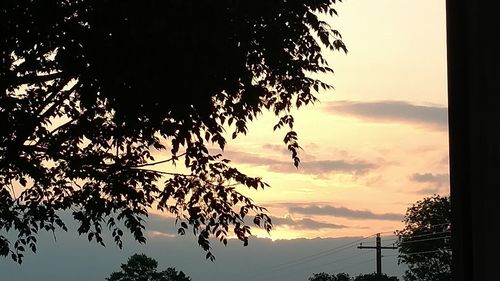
132,152,187,168
129,167,194,177
9,72,65,87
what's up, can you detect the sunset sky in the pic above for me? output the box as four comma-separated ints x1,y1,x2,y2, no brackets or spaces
170,0,449,240
2,1,448,280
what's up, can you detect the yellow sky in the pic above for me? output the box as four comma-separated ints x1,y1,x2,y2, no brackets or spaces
28,0,445,241
204,0,449,240
6,0,447,242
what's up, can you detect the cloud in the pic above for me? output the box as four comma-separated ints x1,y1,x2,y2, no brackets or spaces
146,230,176,238
223,150,377,176
324,100,448,130
288,205,402,221
415,186,442,195
262,143,289,155
410,173,450,194
410,173,449,186
274,160,377,175
270,216,347,230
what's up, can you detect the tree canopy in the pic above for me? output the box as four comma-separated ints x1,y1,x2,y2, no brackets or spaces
352,273,398,281
106,253,191,281
308,272,398,281
396,195,451,281
0,0,346,262
309,272,351,281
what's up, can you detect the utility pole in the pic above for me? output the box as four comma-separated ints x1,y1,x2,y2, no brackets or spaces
357,233,397,275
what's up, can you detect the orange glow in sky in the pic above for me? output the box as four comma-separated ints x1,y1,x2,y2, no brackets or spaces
154,0,448,240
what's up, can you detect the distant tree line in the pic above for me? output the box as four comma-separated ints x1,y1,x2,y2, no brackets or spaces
308,272,398,281
109,254,401,281
106,254,191,281
307,194,451,281
112,193,450,281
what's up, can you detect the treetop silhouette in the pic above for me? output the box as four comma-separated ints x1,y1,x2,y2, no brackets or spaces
0,0,346,263
106,253,192,281
396,195,451,281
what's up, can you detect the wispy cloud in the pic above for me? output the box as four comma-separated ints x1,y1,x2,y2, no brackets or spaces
146,230,176,238
288,205,402,221
261,144,289,155
410,173,449,186
222,150,377,176
324,100,448,130
409,172,449,194
279,160,376,175
270,216,347,230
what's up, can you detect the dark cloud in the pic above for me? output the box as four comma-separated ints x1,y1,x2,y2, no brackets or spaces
223,150,377,176
270,216,347,230
410,173,449,186
325,100,448,130
289,205,402,221
410,173,450,195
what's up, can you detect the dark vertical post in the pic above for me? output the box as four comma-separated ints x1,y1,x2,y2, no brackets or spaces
358,233,396,276
376,233,382,275
447,1,500,280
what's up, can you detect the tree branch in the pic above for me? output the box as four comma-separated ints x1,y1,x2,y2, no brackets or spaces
37,79,77,121
129,167,194,177
8,72,66,87
132,153,187,168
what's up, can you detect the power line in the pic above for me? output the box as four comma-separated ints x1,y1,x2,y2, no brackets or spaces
378,230,397,235
331,256,376,273
232,234,376,281
402,249,452,256
423,222,451,228
397,236,451,245
358,233,397,275
382,230,451,245
233,227,452,281
398,230,451,239
313,251,372,269
260,234,376,273
380,223,451,239
258,231,449,275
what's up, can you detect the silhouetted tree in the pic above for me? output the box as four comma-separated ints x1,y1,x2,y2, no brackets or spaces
106,254,191,281
0,0,346,263
309,272,351,281
395,195,451,281
158,267,191,281
107,254,161,281
353,273,398,281
308,272,398,281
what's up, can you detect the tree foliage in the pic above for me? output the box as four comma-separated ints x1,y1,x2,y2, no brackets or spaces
309,272,351,281
395,195,451,281
159,268,191,281
0,0,346,262
308,272,398,281
352,273,398,281
106,253,191,281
